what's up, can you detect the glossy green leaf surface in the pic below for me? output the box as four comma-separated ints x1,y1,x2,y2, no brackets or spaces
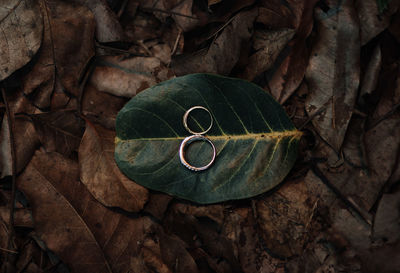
115,74,302,203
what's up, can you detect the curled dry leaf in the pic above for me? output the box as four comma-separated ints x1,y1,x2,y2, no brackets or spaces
256,179,318,258
73,0,124,43
90,55,174,97
356,0,399,45
268,0,318,104
268,41,308,103
0,0,43,81
305,0,360,152
79,121,148,212
171,9,257,76
164,204,241,272
29,109,85,156
22,0,95,109
241,28,295,81
17,149,156,272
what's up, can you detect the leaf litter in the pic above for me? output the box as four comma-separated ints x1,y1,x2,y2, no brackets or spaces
1,0,400,271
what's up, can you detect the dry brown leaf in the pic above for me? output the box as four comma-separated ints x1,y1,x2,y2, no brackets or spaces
268,0,318,104
356,0,399,45
172,203,225,226
143,193,173,220
17,149,157,272
172,9,257,76
256,179,318,258
361,241,400,273
208,0,222,5
79,121,149,212
164,202,242,272
151,43,172,65
256,0,293,28
81,84,127,129
123,10,161,42
389,12,400,43
0,91,40,178
0,0,43,81
22,0,95,109
373,189,400,244
358,45,382,107
364,117,400,201
370,61,400,120
305,0,360,152
0,207,33,228
29,109,85,156
223,207,283,273
159,231,198,273
308,110,399,214
269,42,308,103
74,0,124,43
241,28,295,81
142,237,173,273
205,0,255,26
330,202,371,249
90,55,174,97
171,0,198,32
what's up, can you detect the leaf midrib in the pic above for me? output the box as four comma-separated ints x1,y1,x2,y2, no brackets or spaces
115,130,302,143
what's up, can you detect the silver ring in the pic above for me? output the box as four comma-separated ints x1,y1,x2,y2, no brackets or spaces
179,135,216,171
183,106,213,135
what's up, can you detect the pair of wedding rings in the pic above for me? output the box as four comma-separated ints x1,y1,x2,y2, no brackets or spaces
179,106,216,172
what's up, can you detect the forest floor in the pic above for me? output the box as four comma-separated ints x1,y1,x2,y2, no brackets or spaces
1,0,400,272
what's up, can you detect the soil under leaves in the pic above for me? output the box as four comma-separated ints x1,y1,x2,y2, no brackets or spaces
1,0,400,272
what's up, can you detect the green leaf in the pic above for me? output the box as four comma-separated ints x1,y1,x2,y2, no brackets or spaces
115,74,302,204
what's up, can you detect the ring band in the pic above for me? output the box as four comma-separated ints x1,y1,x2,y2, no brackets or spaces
183,106,213,135
179,135,216,171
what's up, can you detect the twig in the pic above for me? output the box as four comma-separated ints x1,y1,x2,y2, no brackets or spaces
117,0,129,18
298,103,328,130
171,29,182,56
95,44,147,57
151,0,161,8
137,40,153,56
0,246,18,254
331,95,336,129
1,87,18,255
205,13,238,41
141,7,198,19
